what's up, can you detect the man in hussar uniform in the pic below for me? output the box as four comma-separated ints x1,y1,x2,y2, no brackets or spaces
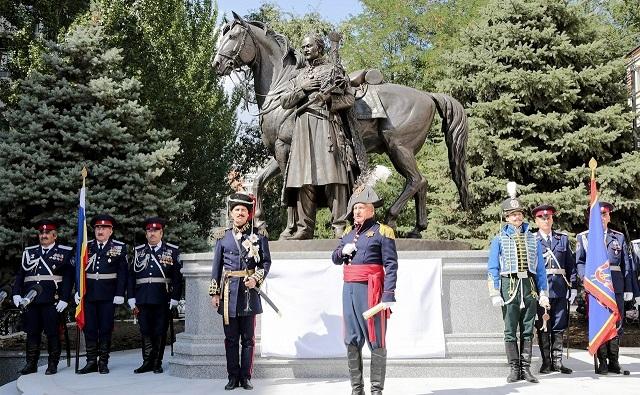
128,217,182,374
531,204,577,374
12,219,74,375
75,214,128,374
210,193,271,391
332,182,398,395
487,184,549,383
576,202,638,375
280,33,356,239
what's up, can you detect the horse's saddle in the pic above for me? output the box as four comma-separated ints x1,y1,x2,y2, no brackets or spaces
348,69,387,120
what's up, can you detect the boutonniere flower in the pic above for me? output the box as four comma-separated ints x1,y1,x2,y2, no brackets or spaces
234,232,243,240
248,234,259,243
242,235,261,263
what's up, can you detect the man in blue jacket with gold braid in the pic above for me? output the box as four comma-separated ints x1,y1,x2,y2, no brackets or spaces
487,184,549,384
332,183,398,395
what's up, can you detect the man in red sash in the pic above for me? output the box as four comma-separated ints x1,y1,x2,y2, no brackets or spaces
332,184,398,395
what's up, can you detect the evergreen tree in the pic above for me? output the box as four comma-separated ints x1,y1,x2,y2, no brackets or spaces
439,0,639,246
0,13,201,277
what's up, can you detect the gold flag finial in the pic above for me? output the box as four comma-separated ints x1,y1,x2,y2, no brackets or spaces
81,167,88,179
588,158,597,179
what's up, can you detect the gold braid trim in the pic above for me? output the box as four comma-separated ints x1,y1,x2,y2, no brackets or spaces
250,268,266,286
378,223,396,239
342,225,352,237
209,279,219,296
213,227,226,240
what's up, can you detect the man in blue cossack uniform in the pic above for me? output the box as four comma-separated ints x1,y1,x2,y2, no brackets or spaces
210,193,271,391
332,183,398,395
75,214,128,374
128,217,182,374
487,184,549,384
576,201,638,375
531,204,577,374
12,219,74,375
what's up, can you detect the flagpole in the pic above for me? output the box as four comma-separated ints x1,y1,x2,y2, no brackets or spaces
75,167,88,373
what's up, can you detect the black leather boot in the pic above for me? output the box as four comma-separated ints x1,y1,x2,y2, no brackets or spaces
505,341,520,383
153,335,165,373
225,377,239,390
520,338,538,383
596,343,608,375
45,336,61,375
77,340,98,374
347,345,365,395
537,330,552,374
134,336,154,373
98,340,110,374
19,341,40,375
607,337,629,374
551,331,572,374
370,348,387,395
240,377,254,390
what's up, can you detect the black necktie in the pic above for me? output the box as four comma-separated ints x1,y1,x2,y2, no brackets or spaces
42,248,49,255
99,243,104,251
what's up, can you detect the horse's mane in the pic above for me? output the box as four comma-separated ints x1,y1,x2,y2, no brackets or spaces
241,19,302,67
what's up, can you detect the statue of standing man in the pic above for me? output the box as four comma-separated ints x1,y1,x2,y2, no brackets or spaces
280,33,359,239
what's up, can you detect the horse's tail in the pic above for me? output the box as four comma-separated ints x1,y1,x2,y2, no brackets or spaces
430,93,470,210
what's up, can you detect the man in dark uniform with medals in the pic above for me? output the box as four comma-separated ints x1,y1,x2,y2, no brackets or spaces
210,193,271,391
332,184,398,395
75,214,128,374
12,219,74,375
576,201,637,375
128,217,182,374
487,184,549,383
531,204,577,374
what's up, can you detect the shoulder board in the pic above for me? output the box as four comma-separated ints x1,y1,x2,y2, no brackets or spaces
112,240,124,245
256,228,269,237
577,230,589,237
58,245,72,251
378,223,396,240
26,245,39,250
553,231,568,238
88,239,95,243
165,242,179,249
609,229,623,235
342,225,353,237
135,244,146,250
213,227,227,240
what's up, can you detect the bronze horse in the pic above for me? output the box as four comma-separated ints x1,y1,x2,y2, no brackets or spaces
212,12,469,238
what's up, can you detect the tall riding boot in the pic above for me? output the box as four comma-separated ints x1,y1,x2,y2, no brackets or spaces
240,344,255,389
551,331,572,374
505,341,520,382
596,342,608,375
134,336,154,373
520,338,538,383
45,336,61,375
19,341,40,375
77,340,98,374
98,340,111,374
370,348,387,395
607,337,627,374
537,330,552,374
347,345,365,395
153,335,166,373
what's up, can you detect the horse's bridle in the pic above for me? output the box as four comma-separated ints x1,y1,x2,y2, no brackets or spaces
217,21,258,72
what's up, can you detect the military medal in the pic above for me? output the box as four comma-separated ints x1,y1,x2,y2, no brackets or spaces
366,231,375,238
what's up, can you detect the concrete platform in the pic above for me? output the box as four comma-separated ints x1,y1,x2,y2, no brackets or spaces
3,348,640,395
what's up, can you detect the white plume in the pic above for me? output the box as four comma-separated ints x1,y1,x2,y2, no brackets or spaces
506,181,517,198
367,165,392,186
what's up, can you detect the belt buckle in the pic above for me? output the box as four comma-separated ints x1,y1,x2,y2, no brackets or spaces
517,271,528,279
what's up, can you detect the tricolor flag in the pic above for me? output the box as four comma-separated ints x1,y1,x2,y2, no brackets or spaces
74,169,89,330
583,160,620,355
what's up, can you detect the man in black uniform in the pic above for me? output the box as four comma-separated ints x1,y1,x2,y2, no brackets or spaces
128,217,182,374
13,219,74,375
75,214,128,374
210,193,271,390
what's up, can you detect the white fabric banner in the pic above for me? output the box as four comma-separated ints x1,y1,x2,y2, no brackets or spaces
260,257,445,358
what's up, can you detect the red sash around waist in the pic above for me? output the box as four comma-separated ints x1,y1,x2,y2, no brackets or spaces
343,264,387,343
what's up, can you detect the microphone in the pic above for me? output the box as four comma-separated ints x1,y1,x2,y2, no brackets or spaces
0,285,11,304
19,284,43,309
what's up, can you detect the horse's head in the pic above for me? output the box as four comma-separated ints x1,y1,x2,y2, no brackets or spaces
212,12,257,76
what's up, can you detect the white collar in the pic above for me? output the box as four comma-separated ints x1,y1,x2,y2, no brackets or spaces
538,230,552,240
41,243,55,252
149,241,163,250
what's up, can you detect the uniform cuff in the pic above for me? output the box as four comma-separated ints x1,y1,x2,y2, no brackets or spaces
208,279,219,296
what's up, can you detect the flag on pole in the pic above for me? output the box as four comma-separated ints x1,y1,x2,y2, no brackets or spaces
583,159,620,355
74,168,89,330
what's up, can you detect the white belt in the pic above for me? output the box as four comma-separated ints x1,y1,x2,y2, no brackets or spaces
546,268,566,275
610,265,621,272
24,275,62,282
136,278,170,285
86,273,117,280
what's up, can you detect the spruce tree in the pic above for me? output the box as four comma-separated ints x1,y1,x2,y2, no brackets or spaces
439,0,640,246
0,14,201,274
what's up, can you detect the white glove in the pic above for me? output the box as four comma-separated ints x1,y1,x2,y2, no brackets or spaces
113,296,124,305
491,295,504,307
624,292,633,302
382,302,396,310
568,289,578,304
74,292,80,305
128,298,136,310
341,243,357,256
636,296,640,307
13,295,22,308
55,300,68,312
169,299,178,309
539,295,551,310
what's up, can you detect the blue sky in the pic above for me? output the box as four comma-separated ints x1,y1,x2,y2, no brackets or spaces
216,0,363,24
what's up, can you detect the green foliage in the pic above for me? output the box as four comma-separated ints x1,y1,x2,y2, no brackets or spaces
0,16,201,278
439,0,639,246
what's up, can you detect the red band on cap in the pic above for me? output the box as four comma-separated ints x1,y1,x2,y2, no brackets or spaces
38,224,57,231
536,209,554,217
96,220,113,226
600,207,611,213
146,223,162,230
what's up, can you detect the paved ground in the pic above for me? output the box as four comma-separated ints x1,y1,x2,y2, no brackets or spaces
1,348,639,395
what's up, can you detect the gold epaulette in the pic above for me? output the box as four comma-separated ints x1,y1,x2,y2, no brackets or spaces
213,227,227,240
378,223,395,239
257,227,268,237
342,225,352,237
